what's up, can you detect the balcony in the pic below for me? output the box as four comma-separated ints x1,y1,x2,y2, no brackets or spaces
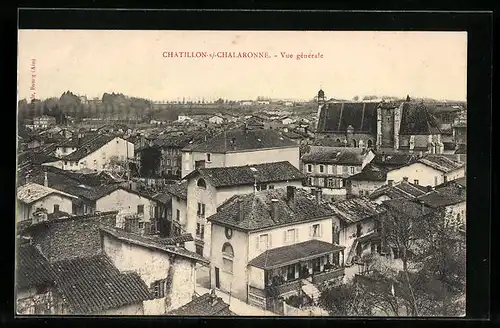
311,266,345,285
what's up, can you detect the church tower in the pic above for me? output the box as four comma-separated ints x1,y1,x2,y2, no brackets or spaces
316,89,326,131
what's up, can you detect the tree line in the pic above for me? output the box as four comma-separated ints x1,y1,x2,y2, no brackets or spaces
18,91,153,123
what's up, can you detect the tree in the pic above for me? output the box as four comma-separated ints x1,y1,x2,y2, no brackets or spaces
352,95,359,101
319,281,373,316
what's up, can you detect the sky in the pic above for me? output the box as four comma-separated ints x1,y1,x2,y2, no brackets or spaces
17,30,467,102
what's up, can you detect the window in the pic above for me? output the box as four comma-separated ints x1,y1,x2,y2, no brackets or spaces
176,209,180,221
196,223,200,235
206,153,211,162
222,243,234,258
307,164,312,173
319,165,325,173
307,177,313,186
64,161,68,165
367,139,373,148
197,178,207,189
200,224,205,239
196,245,203,256
268,185,274,189
258,234,269,251
312,224,321,237
359,190,364,196
116,140,119,144
53,204,60,212
256,183,267,191
137,205,144,214
139,222,144,229
72,203,77,214
443,176,448,183
318,177,325,187
285,229,296,244
352,139,357,147
166,159,171,166
151,279,166,298
414,180,419,185
197,203,206,216
350,167,355,174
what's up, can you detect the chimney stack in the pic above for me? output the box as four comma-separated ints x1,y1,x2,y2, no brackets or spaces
388,180,394,187
286,186,295,205
270,199,279,222
44,171,48,187
403,177,408,182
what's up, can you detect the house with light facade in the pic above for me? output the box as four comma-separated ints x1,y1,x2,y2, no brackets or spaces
55,135,134,172
183,161,305,258
301,146,375,201
17,180,79,223
369,179,429,204
386,154,465,187
206,186,345,310
180,127,300,178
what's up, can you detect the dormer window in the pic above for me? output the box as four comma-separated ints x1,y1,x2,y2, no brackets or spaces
197,178,207,189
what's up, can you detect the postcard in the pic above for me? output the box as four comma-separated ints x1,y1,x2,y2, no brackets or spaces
16,28,467,317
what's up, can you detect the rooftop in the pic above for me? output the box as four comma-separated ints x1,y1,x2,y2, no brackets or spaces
182,128,297,153
369,181,429,200
207,187,337,231
346,166,388,182
61,135,121,161
164,180,188,200
53,254,152,314
17,182,79,205
248,239,344,270
371,151,420,168
398,102,441,135
382,198,436,219
16,243,57,290
316,102,379,134
417,155,465,173
100,225,209,264
327,197,387,224
185,161,304,188
417,182,466,208
168,291,234,316
301,146,370,165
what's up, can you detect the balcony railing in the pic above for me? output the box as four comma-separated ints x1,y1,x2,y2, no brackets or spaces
266,279,303,297
311,267,345,285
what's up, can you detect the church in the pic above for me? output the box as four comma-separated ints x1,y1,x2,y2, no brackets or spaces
315,89,444,155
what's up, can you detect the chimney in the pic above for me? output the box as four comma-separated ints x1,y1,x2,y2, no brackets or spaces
237,198,244,222
403,177,408,182
426,185,433,192
388,180,394,186
286,186,295,205
315,188,322,204
270,199,279,222
44,172,48,187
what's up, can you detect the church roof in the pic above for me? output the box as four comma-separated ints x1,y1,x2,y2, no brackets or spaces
316,102,379,134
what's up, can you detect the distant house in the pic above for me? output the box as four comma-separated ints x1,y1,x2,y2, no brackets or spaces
345,166,389,197
207,187,345,309
17,181,79,222
33,116,56,130
239,100,254,106
208,115,225,125
184,161,305,258
386,154,465,187
281,117,295,125
177,115,193,122
301,146,375,201
181,128,300,178
58,135,134,172
167,290,235,316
